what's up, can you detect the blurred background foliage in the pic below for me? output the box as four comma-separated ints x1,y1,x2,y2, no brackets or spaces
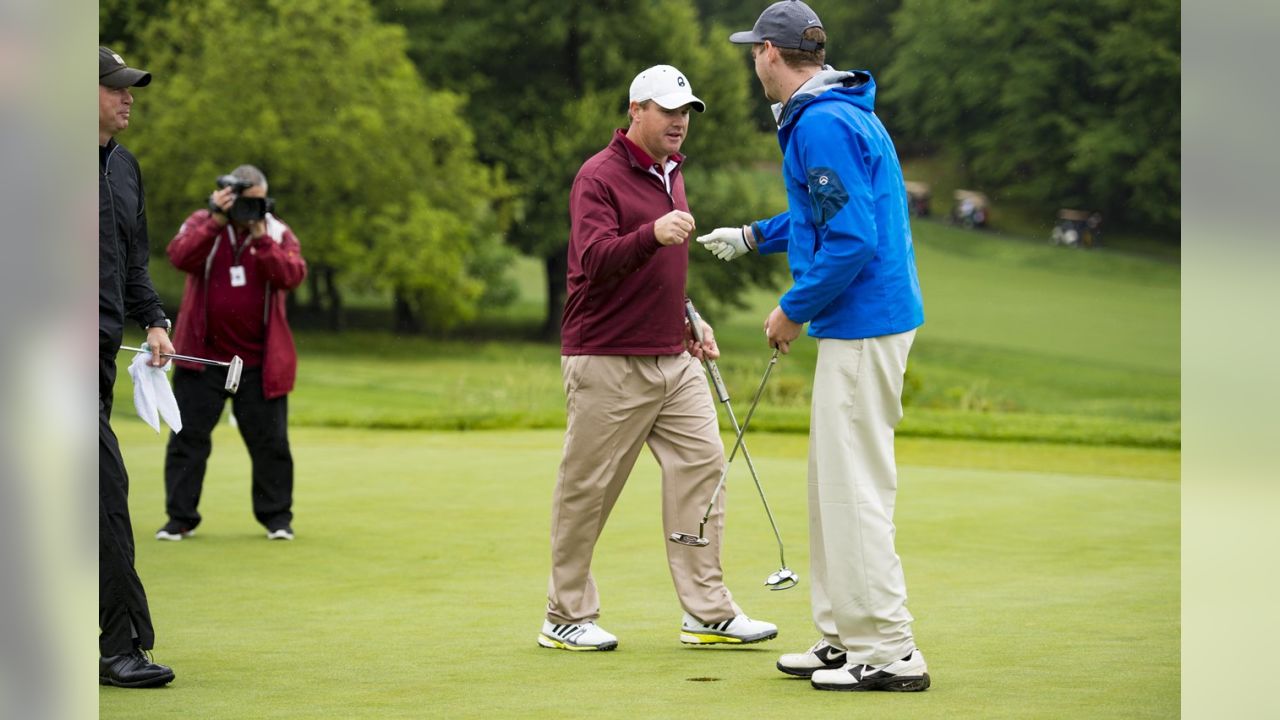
101,0,1179,336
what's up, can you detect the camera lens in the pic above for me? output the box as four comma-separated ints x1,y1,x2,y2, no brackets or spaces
228,197,267,223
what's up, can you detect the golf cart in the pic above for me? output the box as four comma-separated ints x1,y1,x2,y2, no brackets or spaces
950,190,989,229
904,181,931,217
1050,209,1103,248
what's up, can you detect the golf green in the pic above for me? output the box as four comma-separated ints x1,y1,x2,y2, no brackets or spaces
100,423,1177,718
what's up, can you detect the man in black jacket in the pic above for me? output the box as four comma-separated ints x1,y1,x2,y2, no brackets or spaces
98,45,177,688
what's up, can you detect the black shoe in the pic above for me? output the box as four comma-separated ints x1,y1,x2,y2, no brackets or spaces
266,526,294,540
155,520,195,541
99,649,175,688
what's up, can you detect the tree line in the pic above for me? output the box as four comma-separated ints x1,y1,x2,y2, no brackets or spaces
101,0,1179,336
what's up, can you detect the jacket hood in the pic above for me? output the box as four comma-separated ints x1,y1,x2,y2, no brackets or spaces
774,68,875,129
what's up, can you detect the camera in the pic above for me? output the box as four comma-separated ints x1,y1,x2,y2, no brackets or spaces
216,174,255,193
214,174,275,223
228,196,275,223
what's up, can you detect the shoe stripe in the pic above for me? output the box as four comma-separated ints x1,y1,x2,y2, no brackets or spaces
681,632,744,644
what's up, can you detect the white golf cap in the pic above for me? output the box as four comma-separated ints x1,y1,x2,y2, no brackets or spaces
628,65,706,112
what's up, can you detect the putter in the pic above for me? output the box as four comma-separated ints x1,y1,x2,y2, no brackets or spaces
123,344,244,394
669,300,798,591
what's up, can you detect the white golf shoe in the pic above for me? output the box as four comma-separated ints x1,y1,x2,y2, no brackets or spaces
810,648,931,692
538,620,618,651
679,612,777,645
776,638,848,677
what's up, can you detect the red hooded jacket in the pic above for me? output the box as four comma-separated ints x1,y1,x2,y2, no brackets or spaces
167,210,307,399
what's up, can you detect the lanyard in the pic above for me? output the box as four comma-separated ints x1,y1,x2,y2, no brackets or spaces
227,226,251,265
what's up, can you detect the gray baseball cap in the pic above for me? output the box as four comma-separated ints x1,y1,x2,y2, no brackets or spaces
728,0,824,51
99,46,152,88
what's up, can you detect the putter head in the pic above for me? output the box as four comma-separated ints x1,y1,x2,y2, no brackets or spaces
668,532,710,547
765,567,799,591
224,355,244,394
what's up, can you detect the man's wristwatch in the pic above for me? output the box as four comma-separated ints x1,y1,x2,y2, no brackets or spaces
147,317,172,333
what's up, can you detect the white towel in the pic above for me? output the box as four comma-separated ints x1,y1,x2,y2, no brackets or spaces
127,350,183,434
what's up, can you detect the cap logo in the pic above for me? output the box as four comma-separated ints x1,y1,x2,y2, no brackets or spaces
677,76,686,87
111,52,124,65
818,176,829,185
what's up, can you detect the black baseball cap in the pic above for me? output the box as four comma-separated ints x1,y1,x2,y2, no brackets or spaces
728,0,824,51
99,46,152,88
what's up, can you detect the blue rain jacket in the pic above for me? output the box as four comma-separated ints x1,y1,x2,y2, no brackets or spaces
752,70,924,340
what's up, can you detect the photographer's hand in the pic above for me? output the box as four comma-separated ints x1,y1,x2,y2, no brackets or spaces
208,187,235,226
248,219,267,239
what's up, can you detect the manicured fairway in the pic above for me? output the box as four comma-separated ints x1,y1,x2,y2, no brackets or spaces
101,422,1178,719
128,219,1180,447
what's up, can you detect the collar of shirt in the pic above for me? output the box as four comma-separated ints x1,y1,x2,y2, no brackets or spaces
615,129,682,193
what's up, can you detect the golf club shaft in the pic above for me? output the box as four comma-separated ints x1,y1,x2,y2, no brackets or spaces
695,351,781,546
683,298,786,565
718,357,787,569
121,345,232,368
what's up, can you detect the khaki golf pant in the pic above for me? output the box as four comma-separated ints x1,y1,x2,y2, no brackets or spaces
808,330,917,665
546,353,741,625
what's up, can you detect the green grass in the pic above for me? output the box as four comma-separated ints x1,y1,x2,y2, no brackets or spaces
101,423,1178,719
105,201,1179,717
176,222,1175,446
900,153,1181,261
130,213,1178,448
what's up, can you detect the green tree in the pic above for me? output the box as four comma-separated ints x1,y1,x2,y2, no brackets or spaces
1069,0,1180,229
695,0,904,131
374,0,787,336
884,0,1179,232
694,0,903,67
116,0,514,331
99,0,168,53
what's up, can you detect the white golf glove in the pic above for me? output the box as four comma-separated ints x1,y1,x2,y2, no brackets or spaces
696,226,751,261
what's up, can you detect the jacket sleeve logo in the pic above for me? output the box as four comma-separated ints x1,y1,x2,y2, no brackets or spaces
807,167,848,227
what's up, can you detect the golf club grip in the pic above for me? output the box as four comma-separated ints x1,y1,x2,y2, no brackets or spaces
684,299,730,402
683,298,705,343
705,360,730,404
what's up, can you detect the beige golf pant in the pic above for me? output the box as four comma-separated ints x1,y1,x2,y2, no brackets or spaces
546,353,741,625
808,330,917,665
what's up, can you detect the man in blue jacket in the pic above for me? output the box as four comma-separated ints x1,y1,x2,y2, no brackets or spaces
697,0,930,693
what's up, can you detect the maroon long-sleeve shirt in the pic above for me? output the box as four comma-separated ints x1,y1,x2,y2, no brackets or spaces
168,210,307,399
561,131,690,356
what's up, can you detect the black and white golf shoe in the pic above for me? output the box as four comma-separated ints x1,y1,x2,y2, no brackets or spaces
776,638,847,677
538,620,618,651
155,521,194,542
810,648,931,692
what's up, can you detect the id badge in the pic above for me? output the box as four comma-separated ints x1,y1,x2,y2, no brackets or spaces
229,265,246,287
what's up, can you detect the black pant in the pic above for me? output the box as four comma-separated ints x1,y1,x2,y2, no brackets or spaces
100,352,156,656
164,366,293,531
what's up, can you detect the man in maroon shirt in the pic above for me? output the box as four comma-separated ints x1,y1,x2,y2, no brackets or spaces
538,65,777,652
157,165,307,542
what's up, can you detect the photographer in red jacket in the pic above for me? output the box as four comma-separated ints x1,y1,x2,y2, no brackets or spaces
158,165,307,542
